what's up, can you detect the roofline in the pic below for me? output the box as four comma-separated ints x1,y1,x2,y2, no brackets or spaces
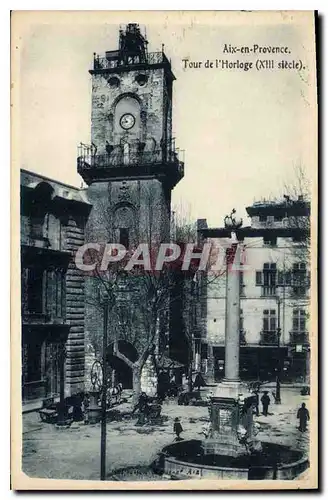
21,168,82,192
198,226,309,239
246,201,310,217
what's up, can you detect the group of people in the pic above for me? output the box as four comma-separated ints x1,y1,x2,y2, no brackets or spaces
252,390,271,416
252,389,310,432
132,374,311,437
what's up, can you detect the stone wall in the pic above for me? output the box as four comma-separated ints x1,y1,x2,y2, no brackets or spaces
63,214,87,395
91,67,166,154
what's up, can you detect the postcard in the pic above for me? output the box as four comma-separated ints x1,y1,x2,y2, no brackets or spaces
11,10,318,490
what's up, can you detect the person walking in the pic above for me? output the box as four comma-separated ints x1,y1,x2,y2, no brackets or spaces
193,371,206,391
261,391,270,416
173,417,183,441
297,402,310,432
252,389,260,416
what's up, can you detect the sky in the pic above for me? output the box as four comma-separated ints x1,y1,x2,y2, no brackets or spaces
14,11,317,227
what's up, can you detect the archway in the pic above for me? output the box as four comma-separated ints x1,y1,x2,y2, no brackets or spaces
106,340,138,389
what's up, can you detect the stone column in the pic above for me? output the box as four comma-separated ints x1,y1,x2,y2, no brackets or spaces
204,229,255,458
224,244,241,382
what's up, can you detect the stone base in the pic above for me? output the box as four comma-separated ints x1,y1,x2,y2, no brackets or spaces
203,438,247,458
160,440,309,480
205,380,254,458
214,379,250,399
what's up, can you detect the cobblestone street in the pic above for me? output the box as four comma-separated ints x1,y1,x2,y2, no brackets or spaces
22,386,311,481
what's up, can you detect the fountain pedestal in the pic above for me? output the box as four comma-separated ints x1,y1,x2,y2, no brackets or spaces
204,381,254,457
205,231,254,457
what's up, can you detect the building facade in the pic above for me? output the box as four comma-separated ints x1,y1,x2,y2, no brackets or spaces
20,170,91,404
197,198,310,384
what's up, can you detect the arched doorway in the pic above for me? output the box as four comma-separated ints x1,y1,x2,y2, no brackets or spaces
106,340,138,389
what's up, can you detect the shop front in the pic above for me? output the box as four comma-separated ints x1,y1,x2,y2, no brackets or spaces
212,345,289,382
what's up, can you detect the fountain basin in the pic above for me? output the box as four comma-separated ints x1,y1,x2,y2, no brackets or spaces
158,440,308,480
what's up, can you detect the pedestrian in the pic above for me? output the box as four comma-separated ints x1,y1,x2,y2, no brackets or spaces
193,371,205,391
157,371,170,402
261,391,270,416
252,390,260,416
297,402,310,432
173,417,183,441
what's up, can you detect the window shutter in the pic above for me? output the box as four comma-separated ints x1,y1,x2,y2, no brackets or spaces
278,271,284,285
270,317,276,331
256,271,262,285
285,272,292,285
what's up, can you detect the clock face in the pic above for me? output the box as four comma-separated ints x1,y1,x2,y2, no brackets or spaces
120,113,135,130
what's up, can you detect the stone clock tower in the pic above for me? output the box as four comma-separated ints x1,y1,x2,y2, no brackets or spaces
77,24,184,391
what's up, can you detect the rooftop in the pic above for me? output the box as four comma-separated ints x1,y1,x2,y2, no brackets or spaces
90,23,175,79
21,169,91,206
246,196,310,217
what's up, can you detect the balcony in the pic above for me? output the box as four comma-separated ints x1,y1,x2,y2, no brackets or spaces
259,331,278,345
92,50,171,72
77,143,184,187
261,286,277,297
290,286,309,299
289,331,309,345
22,312,68,327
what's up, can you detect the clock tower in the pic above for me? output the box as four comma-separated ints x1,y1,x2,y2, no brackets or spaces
78,24,184,391
78,23,183,246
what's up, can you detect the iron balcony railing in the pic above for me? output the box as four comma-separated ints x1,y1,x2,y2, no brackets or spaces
93,51,170,71
289,331,309,344
259,331,278,345
23,312,67,325
77,144,184,176
261,286,277,297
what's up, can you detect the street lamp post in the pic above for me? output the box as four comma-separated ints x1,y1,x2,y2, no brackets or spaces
100,299,109,481
275,297,282,404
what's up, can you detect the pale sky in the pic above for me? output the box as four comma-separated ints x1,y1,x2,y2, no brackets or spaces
15,11,317,227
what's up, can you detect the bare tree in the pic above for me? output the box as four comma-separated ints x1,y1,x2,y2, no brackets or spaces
82,184,179,403
172,202,227,390
281,164,311,261
83,189,227,401
172,200,197,243
279,164,311,310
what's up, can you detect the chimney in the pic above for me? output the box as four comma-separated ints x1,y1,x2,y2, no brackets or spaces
197,218,208,231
